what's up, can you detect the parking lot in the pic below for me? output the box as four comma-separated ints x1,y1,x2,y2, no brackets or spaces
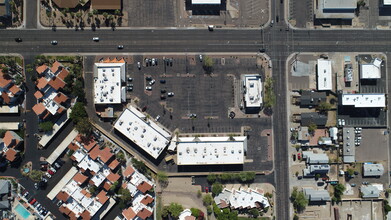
89,54,274,172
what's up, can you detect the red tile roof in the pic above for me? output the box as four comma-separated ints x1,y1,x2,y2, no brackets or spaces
123,166,135,178
9,84,21,95
137,208,153,220
81,189,92,198
57,68,70,81
103,181,112,191
32,103,46,115
1,92,10,104
99,147,113,163
51,61,62,74
140,195,154,205
59,205,72,215
36,64,48,74
36,77,48,90
137,181,153,194
0,70,11,88
122,207,137,220
96,190,109,204
108,159,120,170
91,0,121,10
53,92,68,104
88,145,100,160
4,149,17,162
56,191,70,202
73,173,88,185
68,142,79,151
80,210,91,220
48,76,66,90
83,139,96,152
3,131,21,148
34,91,43,99
106,172,120,183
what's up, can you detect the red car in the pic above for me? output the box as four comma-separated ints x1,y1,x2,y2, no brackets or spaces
205,186,209,193
297,153,301,160
29,199,36,205
48,170,54,175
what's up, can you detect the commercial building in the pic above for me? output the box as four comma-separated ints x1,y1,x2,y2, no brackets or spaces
176,136,247,165
243,75,263,109
114,106,171,159
360,185,380,198
214,188,270,210
303,188,331,203
303,164,330,177
316,59,332,91
340,94,386,108
342,127,355,163
300,91,327,107
302,151,329,164
363,163,384,177
360,58,382,79
300,112,328,126
94,60,126,105
192,0,221,4
315,0,357,22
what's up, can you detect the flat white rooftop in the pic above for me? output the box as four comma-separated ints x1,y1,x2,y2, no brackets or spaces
177,136,247,165
317,59,332,91
360,58,382,79
385,0,391,5
192,0,221,4
244,75,263,108
323,0,356,9
341,94,386,108
94,63,125,104
114,106,171,159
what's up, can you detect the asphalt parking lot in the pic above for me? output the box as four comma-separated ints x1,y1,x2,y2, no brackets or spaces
125,55,273,172
125,0,176,27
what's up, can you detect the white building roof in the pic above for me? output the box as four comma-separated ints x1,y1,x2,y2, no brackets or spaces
114,106,171,159
385,0,391,5
329,127,338,141
343,127,355,163
323,0,356,9
360,58,382,79
191,0,221,4
302,151,329,164
176,136,247,165
244,75,263,108
94,63,125,104
363,163,384,177
341,94,386,108
47,167,78,200
317,59,332,91
78,155,101,174
214,188,269,209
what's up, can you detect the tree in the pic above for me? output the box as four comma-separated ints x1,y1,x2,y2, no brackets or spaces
29,170,43,182
248,208,259,218
89,185,97,194
317,101,332,112
0,129,6,138
92,9,98,15
308,122,317,133
168,203,184,218
207,174,217,183
70,102,87,123
291,187,308,212
75,118,92,135
39,121,54,132
333,184,345,201
207,206,212,215
347,168,354,177
131,158,148,175
264,77,276,108
114,9,121,16
157,171,168,185
102,12,108,19
118,188,131,202
191,208,201,218
220,173,233,182
197,190,202,198
203,56,213,74
203,194,213,206
293,214,300,220
384,200,391,215
212,182,223,197
116,151,125,162
88,12,93,17
161,206,170,218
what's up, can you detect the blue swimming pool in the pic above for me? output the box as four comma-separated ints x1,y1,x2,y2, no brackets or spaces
15,204,31,219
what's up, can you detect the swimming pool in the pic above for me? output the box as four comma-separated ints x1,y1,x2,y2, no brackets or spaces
15,204,31,219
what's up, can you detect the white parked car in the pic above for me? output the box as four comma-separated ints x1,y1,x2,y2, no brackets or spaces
167,92,174,97
148,79,155,86
92,37,99,41
145,86,152,91
155,115,161,121
45,173,52,179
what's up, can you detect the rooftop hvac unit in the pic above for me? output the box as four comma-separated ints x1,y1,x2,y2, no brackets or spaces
179,152,182,155
109,98,113,102
112,69,114,72
127,127,130,131
186,147,190,153
153,147,156,150
204,147,207,153
157,147,160,150
134,126,138,130
129,122,132,125
147,143,151,147
231,150,234,154
141,134,144,138
119,120,123,125
143,129,146,133
239,150,242,153
154,137,157,141
194,148,197,153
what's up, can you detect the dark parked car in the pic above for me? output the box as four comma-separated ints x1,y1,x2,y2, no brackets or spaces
15,38,22,42
160,79,166,84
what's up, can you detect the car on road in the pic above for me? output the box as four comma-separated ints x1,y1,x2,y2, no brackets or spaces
208,25,214,31
117,45,124,49
160,79,166,84
146,76,152,81
199,54,203,62
259,48,266,53
137,62,141,69
167,92,174,97
93,37,99,41
127,86,133,91
15,38,22,42
155,115,161,121
362,181,369,185
51,40,57,45
148,79,155,86
189,113,197,118
145,86,152,91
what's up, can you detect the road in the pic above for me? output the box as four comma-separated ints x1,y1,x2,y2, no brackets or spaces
2,2,391,220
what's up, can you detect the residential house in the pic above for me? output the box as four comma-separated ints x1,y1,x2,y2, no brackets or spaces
0,180,9,209
303,164,330,177
297,127,310,145
363,163,384,177
1,131,23,163
302,151,329,164
361,185,380,198
300,112,327,127
300,91,327,107
303,188,330,203
0,68,23,105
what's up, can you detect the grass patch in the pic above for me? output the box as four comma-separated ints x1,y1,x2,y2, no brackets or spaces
156,194,162,220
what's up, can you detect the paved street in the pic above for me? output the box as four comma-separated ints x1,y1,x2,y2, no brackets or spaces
3,0,391,219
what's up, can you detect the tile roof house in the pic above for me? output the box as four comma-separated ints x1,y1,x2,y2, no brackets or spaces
73,172,88,185
1,131,23,162
0,69,23,105
137,181,153,194
33,61,70,120
122,206,137,220
123,166,135,178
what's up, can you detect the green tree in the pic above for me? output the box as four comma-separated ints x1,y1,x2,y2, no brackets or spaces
89,185,97,194
92,9,98,15
207,173,217,183
347,168,354,177
168,203,184,218
76,12,82,18
114,9,121,16
0,129,6,138
110,181,119,191
75,117,92,135
220,173,233,182
29,170,43,182
39,121,54,132
203,56,213,74
131,158,148,175
291,187,308,212
197,190,202,198
102,12,108,19
118,188,131,201
157,171,168,185
248,208,259,218
203,194,213,206
70,102,87,124
308,122,317,133
88,12,93,17
384,200,391,215
293,214,300,220
333,183,345,201
191,208,201,218
207,206,212,215
161,206,169,218
317,101,332,112
264,77,276,108
212,182,223,197
116,151,125,162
